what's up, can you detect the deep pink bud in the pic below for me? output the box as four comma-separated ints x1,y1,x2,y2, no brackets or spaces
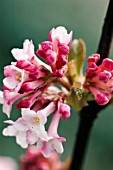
88,86,110,105
20,80,44,93
86,63,98,74
58,44,69,54
101,58,113,71
16,97,32,109
58,101,70,120
98,70,112,83
87,54,100,64
52,69,64,78
96,93,109,105
46,50,56,64
27,65,46,80
57,55,67,68
41,41,52,51
36,49,46,59
16,60,31,69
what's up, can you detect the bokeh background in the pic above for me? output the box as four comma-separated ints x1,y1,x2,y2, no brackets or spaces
0,0,113,170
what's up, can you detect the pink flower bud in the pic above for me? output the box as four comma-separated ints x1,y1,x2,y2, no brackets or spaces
16,60,31,69
41,41,52,51
58,101,70,120
98,70,112,83
36,48,46,59
87,54,100,64
86,63,98,74
20,80,44,93
20,146,65,170
88,86,110,105
58,44,69,54
101,58,113,71
49,26,72,45
56,55,67,68
46,50,57,64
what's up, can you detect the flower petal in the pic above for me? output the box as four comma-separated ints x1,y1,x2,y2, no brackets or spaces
53,139,64,154
16,132,28,148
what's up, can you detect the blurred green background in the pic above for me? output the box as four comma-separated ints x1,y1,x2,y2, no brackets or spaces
0,0,113,170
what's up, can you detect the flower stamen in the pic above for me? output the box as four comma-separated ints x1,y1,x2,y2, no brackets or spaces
16,74,22,81
33,117,40,124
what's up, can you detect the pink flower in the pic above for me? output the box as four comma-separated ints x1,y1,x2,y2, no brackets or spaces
1,90,25,117
3,119,28,148
58,101,70,120
0,156,17,170
0,32,71,159
37,26,72,77
85,54,113,105
12,39,51,72
3,108,48,148
37,110,66,158
20,146,65,170
3,65,26,92
49,26,72,45
11,39,35,61
16,86,45,109
3,102,56,148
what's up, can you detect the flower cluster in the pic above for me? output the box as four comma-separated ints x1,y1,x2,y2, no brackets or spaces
0,26,113,159
0,26,71,158
37,26,72,77
85,54,113,105
20,146,66,170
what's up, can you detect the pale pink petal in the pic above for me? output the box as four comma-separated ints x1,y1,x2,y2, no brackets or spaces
4,120,14,124
2,125,17,136
14,118,27,131
21,108,36,121
42,141,54,158
53,139,64,154
23,39,30,52
11,49,28,60
3,77,18,89
0,91,4,104
3,102,12,118
37,140,43,150
16,132,28,148
26,130,38,145
38,124,48,141
49,26,72,45
3,90,25,117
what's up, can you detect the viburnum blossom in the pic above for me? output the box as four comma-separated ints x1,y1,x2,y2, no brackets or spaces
1,30,71,154
1,26,113,159
20,146,66,170
37,26,72,77
38,110,66,158
85,54,113,105
0,156,17,170
3,102,56,148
